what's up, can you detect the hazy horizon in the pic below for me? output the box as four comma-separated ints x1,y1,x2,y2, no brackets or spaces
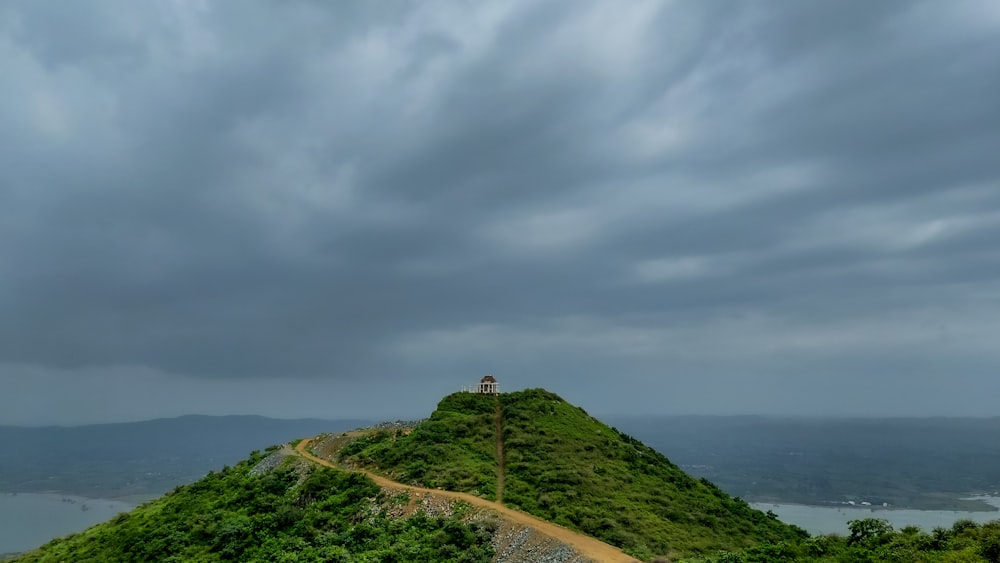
5,398,1000,428
3,1,1000,425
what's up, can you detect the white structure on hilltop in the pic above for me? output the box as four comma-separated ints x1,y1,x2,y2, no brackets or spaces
476,375,499,395
462,375,499,395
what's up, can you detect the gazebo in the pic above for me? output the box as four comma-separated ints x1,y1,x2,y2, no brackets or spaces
476,375,499,395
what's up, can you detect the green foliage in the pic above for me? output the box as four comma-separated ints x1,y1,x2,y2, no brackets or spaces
693,518,1000,563
498,390,806,560
848,518,894,546
13,453,493,563
345,388,807,560
343,392,499,499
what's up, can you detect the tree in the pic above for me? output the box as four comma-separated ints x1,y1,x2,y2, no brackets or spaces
848,518,893,546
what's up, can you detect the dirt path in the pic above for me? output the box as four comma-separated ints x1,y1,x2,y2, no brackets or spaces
494,400,505,504
294,437,638,563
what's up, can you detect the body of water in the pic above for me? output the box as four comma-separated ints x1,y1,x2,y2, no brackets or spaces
0,492,135,555
753,496,1000,536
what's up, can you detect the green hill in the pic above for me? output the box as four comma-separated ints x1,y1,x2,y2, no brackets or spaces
13,388,1000,563
12,449,494,563
341,388,807,560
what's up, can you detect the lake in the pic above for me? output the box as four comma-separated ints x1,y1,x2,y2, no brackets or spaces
0,492,135,555
753,496,1000,536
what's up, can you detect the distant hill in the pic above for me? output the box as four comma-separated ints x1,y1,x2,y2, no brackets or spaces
604,415,1000,510
0,415,373,498
339,389,807,560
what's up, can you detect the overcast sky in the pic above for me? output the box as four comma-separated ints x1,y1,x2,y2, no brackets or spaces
2,1,999,425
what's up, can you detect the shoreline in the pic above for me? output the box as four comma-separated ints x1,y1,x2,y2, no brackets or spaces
1,490,155,504
744,493,1000,513
752,499,1000,513
751,496,1000,536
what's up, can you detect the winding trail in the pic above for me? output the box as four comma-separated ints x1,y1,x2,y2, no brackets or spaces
294,437,637,563
494,399,505,504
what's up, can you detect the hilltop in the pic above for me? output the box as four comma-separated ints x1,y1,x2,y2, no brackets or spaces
337,389,806,560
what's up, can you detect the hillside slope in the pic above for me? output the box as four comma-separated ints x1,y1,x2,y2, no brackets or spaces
299,438,637,562
341,389,807,560
341,391,499,498
12,448,495,563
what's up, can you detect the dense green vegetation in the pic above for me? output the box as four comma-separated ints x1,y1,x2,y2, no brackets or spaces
343,389,807,560
341,392,498,499
692,517,1000,563
13,449,493,563
500,390,805,560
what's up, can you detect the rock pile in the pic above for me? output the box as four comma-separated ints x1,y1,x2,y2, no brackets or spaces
363,420,425,431
487,517,594,563
249,450,287,476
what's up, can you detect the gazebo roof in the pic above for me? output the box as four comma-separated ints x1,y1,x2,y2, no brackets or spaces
480,375,497,383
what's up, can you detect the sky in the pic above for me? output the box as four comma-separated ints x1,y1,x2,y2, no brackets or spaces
2,1,1000,425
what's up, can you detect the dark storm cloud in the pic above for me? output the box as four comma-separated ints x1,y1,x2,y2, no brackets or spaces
2,0,999,421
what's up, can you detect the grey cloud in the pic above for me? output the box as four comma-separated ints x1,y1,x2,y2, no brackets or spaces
1,0,999,421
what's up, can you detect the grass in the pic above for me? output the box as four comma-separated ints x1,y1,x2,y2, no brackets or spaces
499,389,806,560
13,452,494,563
344,388,807,560
342,392,499,500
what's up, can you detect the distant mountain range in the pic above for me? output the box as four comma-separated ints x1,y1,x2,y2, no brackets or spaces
0,415,373,498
